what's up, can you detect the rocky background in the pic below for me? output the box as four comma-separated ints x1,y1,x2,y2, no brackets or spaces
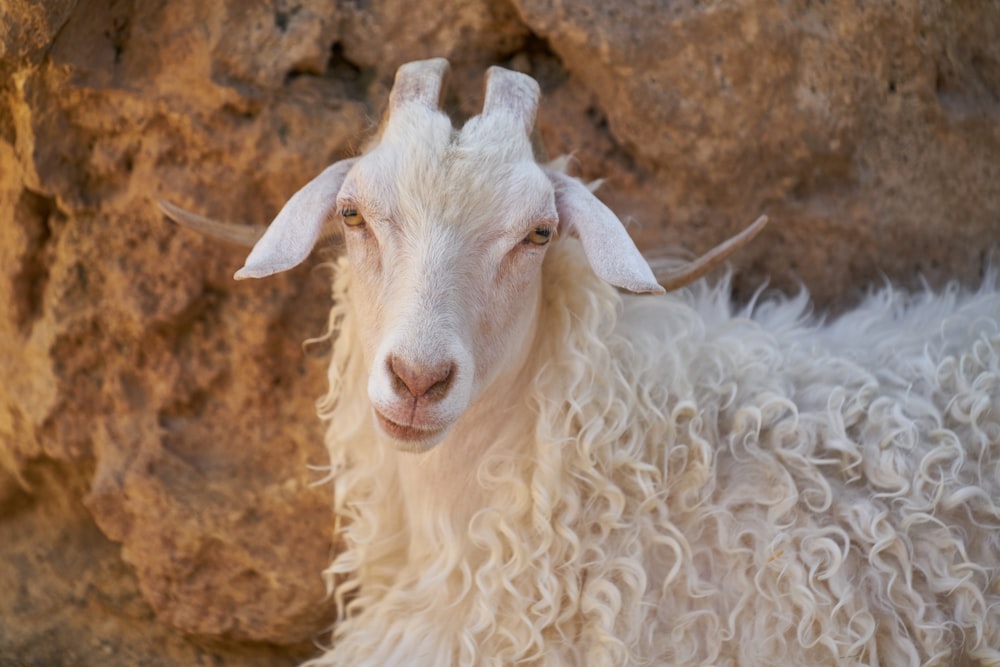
1,0,997,664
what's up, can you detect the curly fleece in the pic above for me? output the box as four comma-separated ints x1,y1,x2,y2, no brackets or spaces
307,239,1000,666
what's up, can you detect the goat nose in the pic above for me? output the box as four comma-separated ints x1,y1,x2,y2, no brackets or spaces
388,356,455,401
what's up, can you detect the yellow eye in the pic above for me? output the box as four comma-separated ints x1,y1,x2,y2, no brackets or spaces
524,226,553,246
341,207,365,227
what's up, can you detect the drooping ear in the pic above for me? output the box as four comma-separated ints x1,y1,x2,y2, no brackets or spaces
546,169,664,294
234,157,357,280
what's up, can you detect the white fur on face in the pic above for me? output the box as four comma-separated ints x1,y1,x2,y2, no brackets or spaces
338,107,557,451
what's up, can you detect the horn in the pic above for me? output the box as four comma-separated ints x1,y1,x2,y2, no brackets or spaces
388,58,450,112
530,124,550,162
481,66,540,134
158,200,265,247
649,215,770,291
158,199,345,254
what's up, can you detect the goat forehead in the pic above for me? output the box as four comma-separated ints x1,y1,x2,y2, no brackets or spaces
439,150,552,230
358,114,553,239
379,103,533,166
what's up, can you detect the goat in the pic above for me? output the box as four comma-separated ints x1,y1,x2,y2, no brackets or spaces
162,58,1000,666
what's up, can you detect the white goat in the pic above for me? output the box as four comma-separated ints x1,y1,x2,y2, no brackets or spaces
163,58,1000,666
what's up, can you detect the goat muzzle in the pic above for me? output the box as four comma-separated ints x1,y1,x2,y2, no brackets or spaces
387,355,456,402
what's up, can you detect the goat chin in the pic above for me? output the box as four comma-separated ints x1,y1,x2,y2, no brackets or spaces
372,408,449,452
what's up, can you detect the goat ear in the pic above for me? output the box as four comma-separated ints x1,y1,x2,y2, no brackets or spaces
235,158,358,280
547,170,665,294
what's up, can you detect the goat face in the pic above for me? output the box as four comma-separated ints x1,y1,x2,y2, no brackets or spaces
336,99,559,451
232,58,662,452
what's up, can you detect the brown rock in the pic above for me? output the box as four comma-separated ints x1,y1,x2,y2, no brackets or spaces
0,459,319,665
1,0,997,664
515,0,1000,304
1,0,361,659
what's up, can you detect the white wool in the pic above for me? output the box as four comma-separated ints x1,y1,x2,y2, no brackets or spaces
306,238,1000,666
165,57,999,666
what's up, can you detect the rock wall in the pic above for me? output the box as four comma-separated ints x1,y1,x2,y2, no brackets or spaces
1,0,997,664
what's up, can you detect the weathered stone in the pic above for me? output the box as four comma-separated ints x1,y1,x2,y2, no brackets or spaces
0,460,318,665
1,0,362,658
515,0,1000,304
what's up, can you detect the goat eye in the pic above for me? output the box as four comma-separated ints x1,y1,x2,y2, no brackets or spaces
524,227,552,246
341,207,365,228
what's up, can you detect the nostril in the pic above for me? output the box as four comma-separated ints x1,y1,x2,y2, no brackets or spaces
388,356,455,401
425,364,454,402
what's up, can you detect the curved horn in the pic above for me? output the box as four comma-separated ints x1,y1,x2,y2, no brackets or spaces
650,215,770,291
388,58,450,112
481,66,540,135
159,199,345,254
159,200,265,247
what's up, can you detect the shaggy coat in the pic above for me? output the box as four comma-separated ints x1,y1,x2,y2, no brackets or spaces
312,240,1000,666
198,58,1000,666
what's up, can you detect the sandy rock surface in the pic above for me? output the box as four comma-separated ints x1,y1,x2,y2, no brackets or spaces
1,0,997,664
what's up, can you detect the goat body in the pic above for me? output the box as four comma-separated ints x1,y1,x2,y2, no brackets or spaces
313,244,1000,666
170,58,1000,666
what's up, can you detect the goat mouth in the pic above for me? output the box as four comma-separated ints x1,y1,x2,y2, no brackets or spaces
373,409,447,450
